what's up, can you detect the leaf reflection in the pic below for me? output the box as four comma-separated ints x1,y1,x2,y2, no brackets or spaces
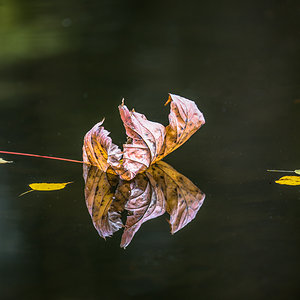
83,161,205,248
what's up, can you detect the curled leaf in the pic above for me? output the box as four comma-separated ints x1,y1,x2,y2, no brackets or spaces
82,119,122,172
275,176,300,186
155,94,205,163
83,93,205,180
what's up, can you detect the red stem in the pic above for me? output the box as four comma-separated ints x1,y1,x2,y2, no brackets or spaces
0,150,84,164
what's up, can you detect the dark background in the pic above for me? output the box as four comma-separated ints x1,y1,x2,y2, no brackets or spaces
0,0,299,299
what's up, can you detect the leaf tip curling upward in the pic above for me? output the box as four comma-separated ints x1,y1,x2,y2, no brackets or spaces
164,94,172,106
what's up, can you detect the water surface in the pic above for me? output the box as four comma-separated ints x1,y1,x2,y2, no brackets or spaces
0,1,299,299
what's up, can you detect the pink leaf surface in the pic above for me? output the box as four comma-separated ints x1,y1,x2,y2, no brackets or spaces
83,93,205,180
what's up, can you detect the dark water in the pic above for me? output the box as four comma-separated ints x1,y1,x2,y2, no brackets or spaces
0,0,300,299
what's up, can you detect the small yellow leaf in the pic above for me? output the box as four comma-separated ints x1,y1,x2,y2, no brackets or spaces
0,158,13,164
295,170,300,175
29,182,73,191
19,182,73,196
275,176,300,186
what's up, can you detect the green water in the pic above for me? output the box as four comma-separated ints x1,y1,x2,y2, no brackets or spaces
0,0,299,299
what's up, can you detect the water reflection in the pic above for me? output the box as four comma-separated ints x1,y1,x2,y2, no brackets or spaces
83,161,205,248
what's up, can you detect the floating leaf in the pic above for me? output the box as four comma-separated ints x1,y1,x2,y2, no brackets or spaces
83,93,205,180
19,182,73,196
29,182,73,191
0,157,13,164
275,176,300,186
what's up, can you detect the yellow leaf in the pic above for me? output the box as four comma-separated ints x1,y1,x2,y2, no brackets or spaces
275,176,300,186
19,182,73,196
29,182,73,191
0,157,13,164
295,170,300,175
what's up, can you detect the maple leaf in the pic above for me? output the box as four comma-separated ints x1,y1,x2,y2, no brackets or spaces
83,93,205,180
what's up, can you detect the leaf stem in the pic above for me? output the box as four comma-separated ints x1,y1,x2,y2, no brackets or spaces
19,189,34,197
0,150,84,164
267,169,294,173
